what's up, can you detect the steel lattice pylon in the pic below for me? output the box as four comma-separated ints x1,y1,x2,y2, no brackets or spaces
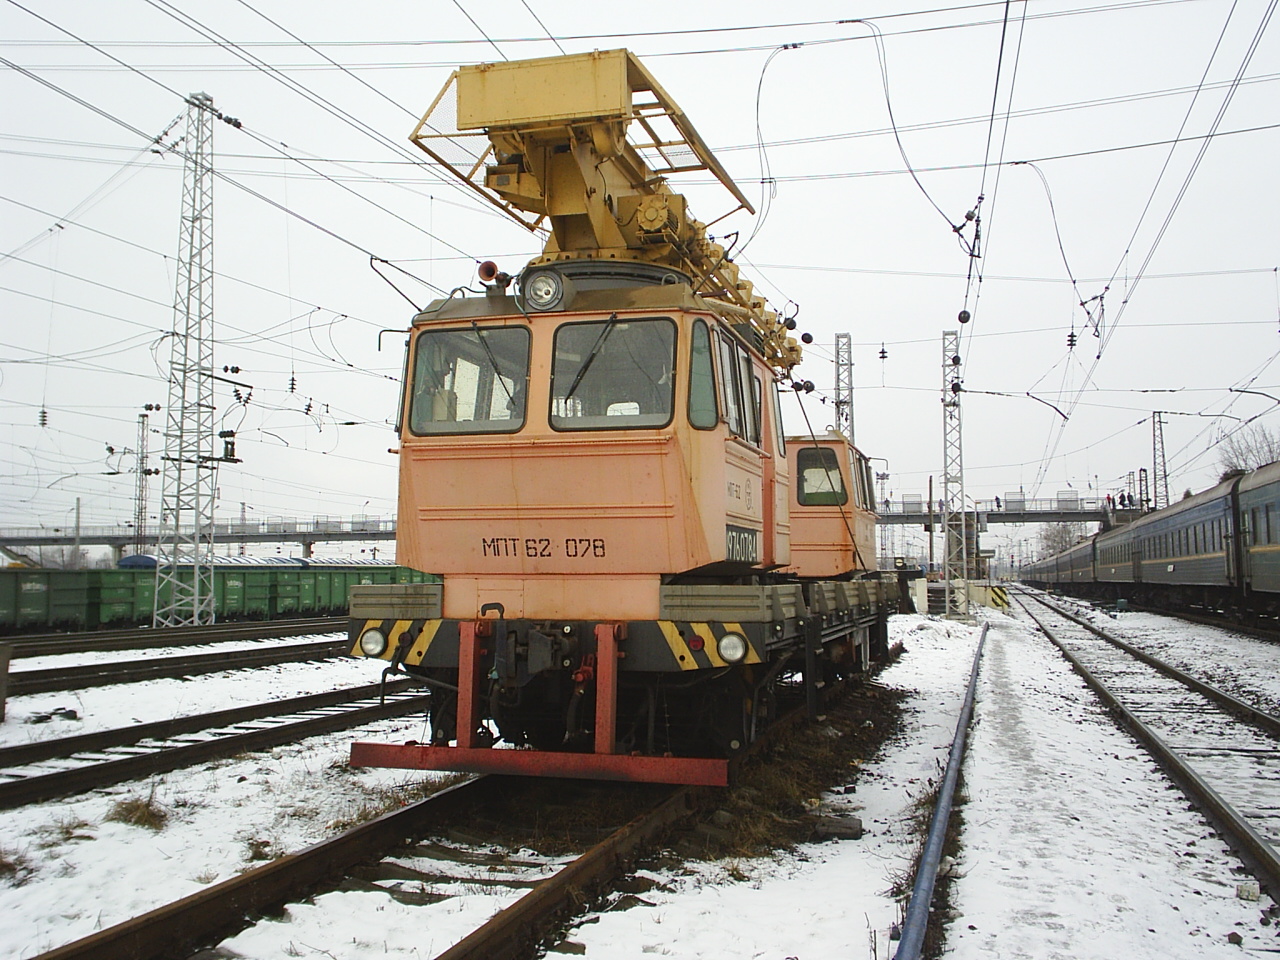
941,331,969,619
834,332,853,441
1153,411,1170,510
132,410,151,557
154,94,218,627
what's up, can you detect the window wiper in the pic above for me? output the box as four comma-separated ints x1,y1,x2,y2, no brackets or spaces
564,313,618,402
471,320,514,406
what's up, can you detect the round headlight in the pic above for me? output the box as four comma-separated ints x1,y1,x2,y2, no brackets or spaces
523,271,563,310
716,632,748,664
358,628,388,657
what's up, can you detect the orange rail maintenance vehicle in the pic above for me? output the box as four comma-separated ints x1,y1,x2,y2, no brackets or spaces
348,50,895,786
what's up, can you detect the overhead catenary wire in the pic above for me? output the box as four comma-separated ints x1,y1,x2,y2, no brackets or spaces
1025,0,1278,496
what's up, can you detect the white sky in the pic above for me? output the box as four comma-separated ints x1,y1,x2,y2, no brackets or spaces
2,1,1278,562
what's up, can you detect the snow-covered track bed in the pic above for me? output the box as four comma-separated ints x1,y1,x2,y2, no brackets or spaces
8,637,351,694
1012,589,1280,893
0,681,428,809
35,775,689,960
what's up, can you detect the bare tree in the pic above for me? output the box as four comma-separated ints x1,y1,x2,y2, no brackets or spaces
1218,423,1280,478
1037,522,1086,558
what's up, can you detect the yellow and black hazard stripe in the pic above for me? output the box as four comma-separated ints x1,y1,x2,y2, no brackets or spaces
350,618,446,666
990,585,1010,609
351,617,764,674
654,621,764,671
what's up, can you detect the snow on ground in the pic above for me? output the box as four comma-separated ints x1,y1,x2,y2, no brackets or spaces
0,634,384,749
949,609,1275,959
1,610,1276,959
0,705,446,958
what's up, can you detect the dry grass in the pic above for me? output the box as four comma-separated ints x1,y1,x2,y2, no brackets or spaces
686,681,909,859
325,772,471,834
105,791,169,831
35,816,93,849
0,846,33,885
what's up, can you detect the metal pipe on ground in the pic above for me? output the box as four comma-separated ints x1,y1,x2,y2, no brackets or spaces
893,622,987,960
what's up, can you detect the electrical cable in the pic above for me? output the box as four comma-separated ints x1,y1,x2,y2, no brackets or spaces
517,0,567,54
449,0,508,61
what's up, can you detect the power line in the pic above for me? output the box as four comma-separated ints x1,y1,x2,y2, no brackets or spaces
517,0,567,54
448,0,508,61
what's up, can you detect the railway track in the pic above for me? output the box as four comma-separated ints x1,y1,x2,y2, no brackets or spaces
1011,588,1280,895
0,680,427,809
31,664,887,960
8,636,350,695
31,769,693,960
4,616,347,658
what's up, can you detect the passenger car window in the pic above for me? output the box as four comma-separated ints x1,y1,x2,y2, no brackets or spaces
550,317,675,430
408,326,530,435
797,448,848,506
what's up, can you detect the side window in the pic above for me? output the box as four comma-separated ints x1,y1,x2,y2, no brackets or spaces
740,351,759,446
716,334,744,437
772,382,787,456
688,320,718,429
797,448,847,506
751,374,764,448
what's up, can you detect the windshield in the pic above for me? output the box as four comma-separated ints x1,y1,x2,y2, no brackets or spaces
407,326,530,435
550,318,676,430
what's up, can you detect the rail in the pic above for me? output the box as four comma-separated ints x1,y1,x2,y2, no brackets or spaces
9,616,347,657
1012,590,1280,900
31,643,874,959
9,637,349,694
30,776,497,960
893,622,987,960
0,681,427,809
1031,595,1280,738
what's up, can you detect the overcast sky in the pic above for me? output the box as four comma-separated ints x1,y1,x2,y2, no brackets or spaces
2,0,1277,562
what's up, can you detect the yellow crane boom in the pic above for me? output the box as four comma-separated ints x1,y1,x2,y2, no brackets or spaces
411,48,801,372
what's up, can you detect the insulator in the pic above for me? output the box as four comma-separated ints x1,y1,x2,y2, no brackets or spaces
958,309,971,324
38,408,47,427
879,344,888,360
289,374,297,393
801,332,813,344
803,380,815,393
1067,331,1078,348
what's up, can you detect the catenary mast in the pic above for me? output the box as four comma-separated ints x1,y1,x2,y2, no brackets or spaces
154,93,218,627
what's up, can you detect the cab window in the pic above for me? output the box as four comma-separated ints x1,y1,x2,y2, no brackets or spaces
550,317,675,430
408,326,530,435
688,319,718,429
797,448,848,506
